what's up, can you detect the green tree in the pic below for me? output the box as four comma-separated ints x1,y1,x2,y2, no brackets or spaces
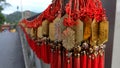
0,0,8,24
0,12,5,24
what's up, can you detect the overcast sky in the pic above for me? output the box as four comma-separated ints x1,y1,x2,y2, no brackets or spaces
1,0,120,14
2,0,52,14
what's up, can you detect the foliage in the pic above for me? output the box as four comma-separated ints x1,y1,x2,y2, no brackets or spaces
0,13,5,24
0,0,5,24
5,11,38,23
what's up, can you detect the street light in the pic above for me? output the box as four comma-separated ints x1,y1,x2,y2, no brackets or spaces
20,0,23,19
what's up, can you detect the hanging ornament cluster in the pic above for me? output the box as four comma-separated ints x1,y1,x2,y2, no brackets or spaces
19,0,109,68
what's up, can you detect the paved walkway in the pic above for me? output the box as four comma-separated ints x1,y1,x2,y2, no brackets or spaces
0,31,25,68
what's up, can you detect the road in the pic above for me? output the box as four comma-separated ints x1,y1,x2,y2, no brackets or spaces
0,31,25,68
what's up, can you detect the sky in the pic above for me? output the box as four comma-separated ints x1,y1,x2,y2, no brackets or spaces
2,0,52,14
1,0,120,14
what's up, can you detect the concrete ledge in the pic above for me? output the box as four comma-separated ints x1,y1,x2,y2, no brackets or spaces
17,26,50,68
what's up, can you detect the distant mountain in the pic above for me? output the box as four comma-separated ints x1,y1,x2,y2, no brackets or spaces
4,11,38,23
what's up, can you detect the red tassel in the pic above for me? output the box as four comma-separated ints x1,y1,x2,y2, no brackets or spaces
81,52,87,68
36,45,41,59
40,42,48,63
63,51,67,68
50,49,54,68
65,51,72,68
46,44,51,64
92,54,99,68
73,55,80,68
66,56,72,68
44,43,48,63
40,42,45,61
98,53,104,68
87,55,92,68
57,50,61,68
53,49,58,68
62,50,66,68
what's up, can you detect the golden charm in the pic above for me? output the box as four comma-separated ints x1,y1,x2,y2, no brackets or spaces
98,20,109,45
42,20,49,36
62,27,75,51
90,19,99,46
37,26,43,39
75,19,84,45
83,17,92,41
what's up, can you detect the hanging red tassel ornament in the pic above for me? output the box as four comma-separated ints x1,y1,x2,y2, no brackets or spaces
57,50,61,68
53,46,58,68
40,41,45,61
98,45,105,68
50,42,55,68
73,46,81,68
44,42,48,63
92,53,99,68
87,47,94,68
81,51,87,68
62,49,66,68
92,46,100,68
73,53,80,68
87,55,92,68
50,49,54,68
41,40,48,63
46,44,51,64
36,44,41,59
56,43,62,68
65,51,72,68
99,52,104,68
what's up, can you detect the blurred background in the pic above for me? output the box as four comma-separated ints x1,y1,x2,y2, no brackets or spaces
0,0,119,68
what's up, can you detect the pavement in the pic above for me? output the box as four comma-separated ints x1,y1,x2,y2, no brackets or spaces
0,31,25,68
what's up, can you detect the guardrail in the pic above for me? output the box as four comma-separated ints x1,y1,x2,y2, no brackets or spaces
17,26,50,68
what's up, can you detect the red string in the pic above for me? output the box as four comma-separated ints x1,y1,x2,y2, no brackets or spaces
64,0,77,27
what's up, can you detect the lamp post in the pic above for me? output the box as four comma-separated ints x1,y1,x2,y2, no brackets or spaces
20,0,23,19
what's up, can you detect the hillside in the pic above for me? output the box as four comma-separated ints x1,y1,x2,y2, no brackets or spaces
4,11,38,23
